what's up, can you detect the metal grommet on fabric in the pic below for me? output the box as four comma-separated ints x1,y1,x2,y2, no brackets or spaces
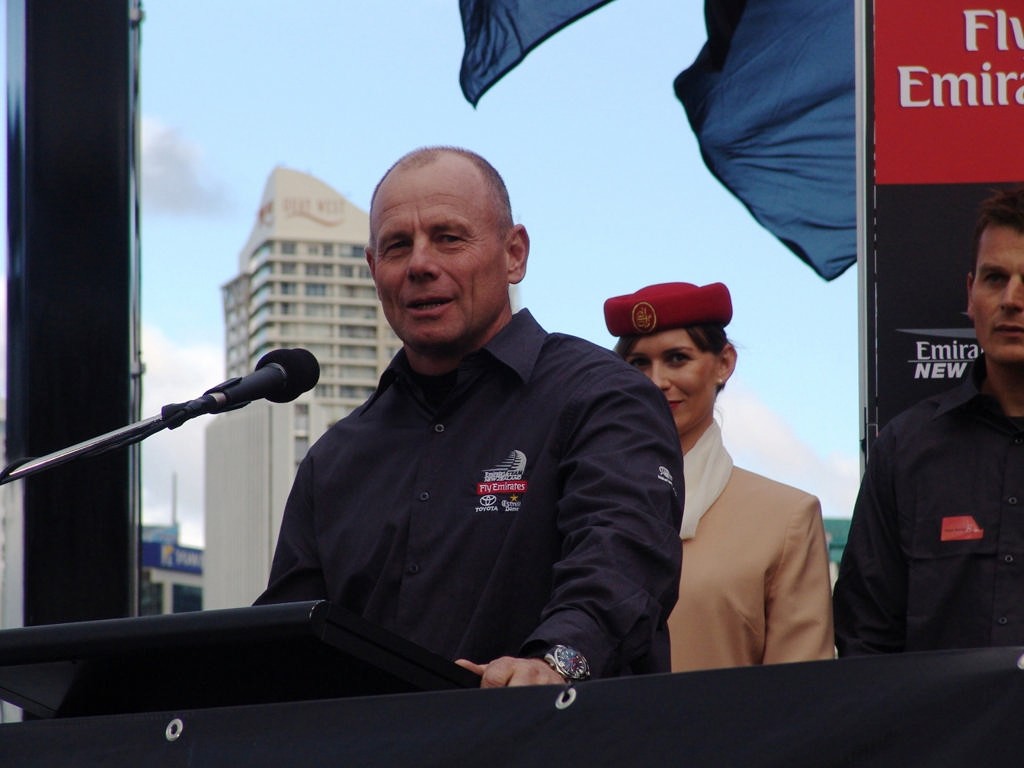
554,684,577,710
165,718,184,742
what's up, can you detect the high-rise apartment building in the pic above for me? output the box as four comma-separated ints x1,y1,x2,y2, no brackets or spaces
204,167,399,608
221,166,398,418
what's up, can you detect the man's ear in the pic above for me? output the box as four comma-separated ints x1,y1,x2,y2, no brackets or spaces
506,224,529,285
365,247,376,280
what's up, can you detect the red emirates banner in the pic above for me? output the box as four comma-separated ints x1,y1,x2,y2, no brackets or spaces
874,4,1024,184
864,1,1024,446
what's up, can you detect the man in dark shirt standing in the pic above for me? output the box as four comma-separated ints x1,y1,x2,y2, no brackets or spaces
834,187,1024,654
256,146,684,687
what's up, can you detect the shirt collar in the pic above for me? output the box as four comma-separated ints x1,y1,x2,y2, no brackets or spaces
364,309,546,410
478,309,545,383
933,355,988,418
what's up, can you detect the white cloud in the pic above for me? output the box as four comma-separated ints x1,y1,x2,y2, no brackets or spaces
140,117,230,216
140,325,222,547
0,315,216,547
718,377,861,520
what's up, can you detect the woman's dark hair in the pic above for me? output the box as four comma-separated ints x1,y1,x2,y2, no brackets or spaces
615,323,731,357
614,323,733,392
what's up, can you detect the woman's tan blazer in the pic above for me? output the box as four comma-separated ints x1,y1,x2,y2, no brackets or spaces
668,467,835,672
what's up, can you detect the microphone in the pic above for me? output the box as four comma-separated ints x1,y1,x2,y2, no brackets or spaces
161,348,320,428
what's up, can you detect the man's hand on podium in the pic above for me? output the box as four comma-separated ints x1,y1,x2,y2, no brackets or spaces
454,657,565,688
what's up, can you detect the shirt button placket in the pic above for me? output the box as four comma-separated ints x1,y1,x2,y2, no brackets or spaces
1001,435,1024,643
418,420,444,503
409,424,445,581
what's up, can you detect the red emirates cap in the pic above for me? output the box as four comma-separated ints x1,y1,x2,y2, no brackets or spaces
603,282,733,336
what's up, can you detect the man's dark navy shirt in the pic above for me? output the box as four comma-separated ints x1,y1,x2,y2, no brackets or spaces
834,357,1024,654
258,310,684,676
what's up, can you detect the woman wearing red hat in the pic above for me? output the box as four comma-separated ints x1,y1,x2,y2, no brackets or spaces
604,282,834,671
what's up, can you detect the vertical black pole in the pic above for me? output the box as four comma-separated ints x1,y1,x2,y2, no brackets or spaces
7,0,137,624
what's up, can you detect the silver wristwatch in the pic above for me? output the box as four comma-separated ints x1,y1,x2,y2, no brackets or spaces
543,644,591,681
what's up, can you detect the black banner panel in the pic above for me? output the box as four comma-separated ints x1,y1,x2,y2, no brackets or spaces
1,646,1023,767
7,0,135,623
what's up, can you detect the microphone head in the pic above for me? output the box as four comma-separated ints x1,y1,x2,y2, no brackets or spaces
255,348,321,403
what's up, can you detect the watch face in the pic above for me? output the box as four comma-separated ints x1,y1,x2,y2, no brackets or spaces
553,645,589,679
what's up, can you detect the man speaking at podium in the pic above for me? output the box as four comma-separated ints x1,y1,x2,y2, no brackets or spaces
256,147,684,688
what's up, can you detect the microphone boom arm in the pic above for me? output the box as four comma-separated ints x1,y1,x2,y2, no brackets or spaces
0,414,168,486
1,393,260,486
0,347,320,485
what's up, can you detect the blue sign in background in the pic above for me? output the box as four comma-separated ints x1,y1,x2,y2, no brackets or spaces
141,541,203,574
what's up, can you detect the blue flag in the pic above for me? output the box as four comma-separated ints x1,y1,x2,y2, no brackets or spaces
675,0,856,281
459,0,614,106
457,0,855,280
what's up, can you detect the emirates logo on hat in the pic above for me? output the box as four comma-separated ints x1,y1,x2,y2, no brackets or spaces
631,302,657,333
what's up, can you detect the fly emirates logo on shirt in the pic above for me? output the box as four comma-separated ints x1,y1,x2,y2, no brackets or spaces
476,450,528,512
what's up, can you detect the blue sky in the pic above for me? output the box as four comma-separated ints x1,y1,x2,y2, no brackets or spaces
18,1,863,545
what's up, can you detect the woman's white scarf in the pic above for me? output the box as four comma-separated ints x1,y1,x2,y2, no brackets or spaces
680,420,733,540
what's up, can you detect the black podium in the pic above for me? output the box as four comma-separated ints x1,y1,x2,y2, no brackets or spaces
0,600,477,718
1,605,1023,767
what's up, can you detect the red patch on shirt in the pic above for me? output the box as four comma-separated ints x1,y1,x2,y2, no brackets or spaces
940,516,984,542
